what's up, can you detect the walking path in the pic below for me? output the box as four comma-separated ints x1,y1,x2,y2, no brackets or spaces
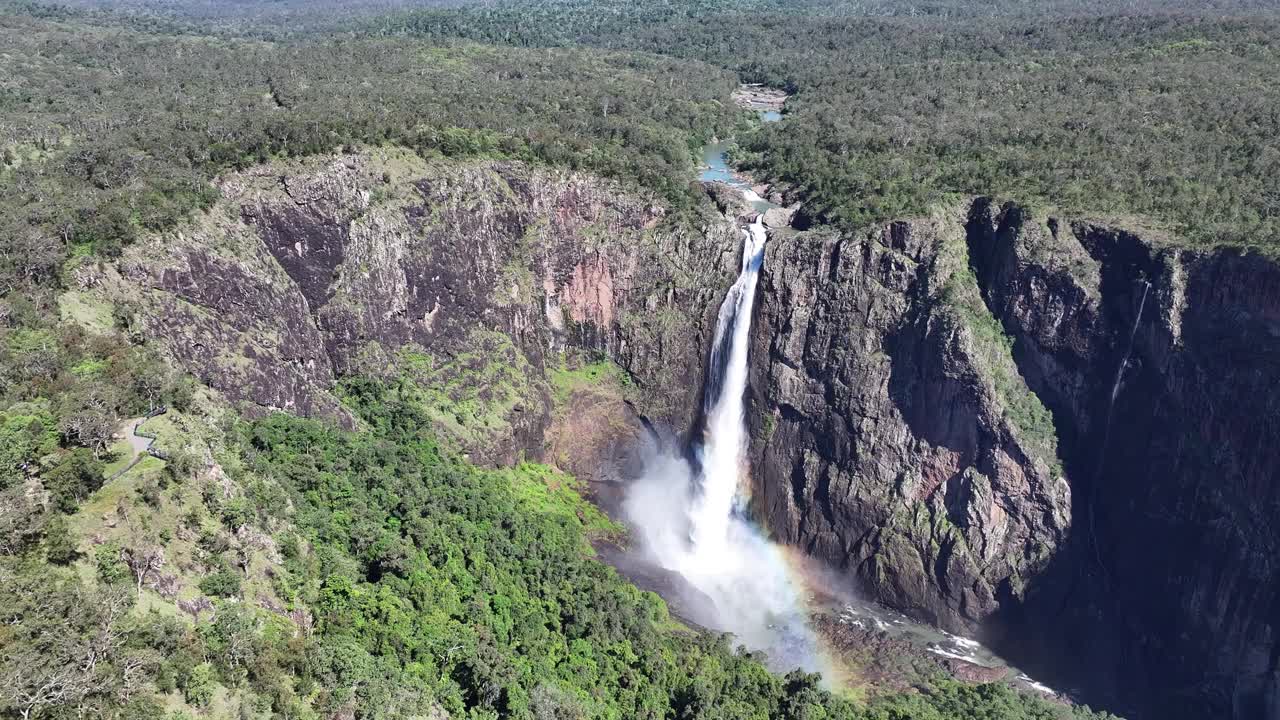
107,408,167,481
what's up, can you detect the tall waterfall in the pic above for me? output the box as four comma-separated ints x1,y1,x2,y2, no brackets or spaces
1109,281,1150,406
619,213,1060,692
623,216,823,672
687,217,767,564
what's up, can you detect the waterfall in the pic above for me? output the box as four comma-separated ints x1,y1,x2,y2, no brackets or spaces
1097,279,1151,459
687,217,767,562
623,216,822,673
617,214,1064,690
1090,280,1151,577
1108,281,1150,406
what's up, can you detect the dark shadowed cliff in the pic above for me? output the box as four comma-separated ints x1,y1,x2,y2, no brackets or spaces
747,200,1280,719
968,201,1280,720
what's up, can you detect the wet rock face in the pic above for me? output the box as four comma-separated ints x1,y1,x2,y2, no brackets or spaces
111,150,740,462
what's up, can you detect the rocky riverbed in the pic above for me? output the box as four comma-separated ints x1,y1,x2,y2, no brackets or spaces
699,84,800,220
732,83,787,112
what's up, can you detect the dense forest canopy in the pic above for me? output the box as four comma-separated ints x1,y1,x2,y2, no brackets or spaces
1,0,1275,718
7,0,1279,248
27,0,1280,32
0,5,741,544
372,0,1280,247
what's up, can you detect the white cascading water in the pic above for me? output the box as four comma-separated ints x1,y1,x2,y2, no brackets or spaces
624,216,824,672
622,209,1063,694
686,216,767,562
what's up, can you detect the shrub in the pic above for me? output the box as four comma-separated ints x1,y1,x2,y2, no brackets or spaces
95,540,128,584
199,564,243,598
183,663,217,707
43,448,106,512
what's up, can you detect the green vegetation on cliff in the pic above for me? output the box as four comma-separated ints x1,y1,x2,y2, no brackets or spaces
0,0,738,545
0,378,1119,719
3,1,1272,718
393,331,548,458
0,5,737,306
549,360,632,407
937,228,1062,476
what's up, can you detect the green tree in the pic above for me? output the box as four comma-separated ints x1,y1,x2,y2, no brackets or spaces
43,449,105,512
43,514,79,564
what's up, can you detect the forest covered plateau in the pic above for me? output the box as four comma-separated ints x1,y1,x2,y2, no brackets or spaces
1,0,1276,718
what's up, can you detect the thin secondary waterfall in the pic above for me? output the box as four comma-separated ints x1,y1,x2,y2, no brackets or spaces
1096,279,1151,460
1109,281,1150,406
1090,280,1151,576
623,215,823,673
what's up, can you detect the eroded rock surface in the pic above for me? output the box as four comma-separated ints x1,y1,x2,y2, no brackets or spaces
748,207,1070,633
103,149,740,463
967,200,1280,720
749,198,1280,719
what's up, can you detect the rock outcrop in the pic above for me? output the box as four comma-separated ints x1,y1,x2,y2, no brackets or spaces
748,198,1280,720
762,206,794,229
967,200,1280,720
101,148,741,464
747,205,1070,632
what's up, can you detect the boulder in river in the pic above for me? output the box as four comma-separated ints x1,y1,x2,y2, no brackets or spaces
763,206,794,228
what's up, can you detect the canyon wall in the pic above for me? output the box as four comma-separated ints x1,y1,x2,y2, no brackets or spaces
98,149,741,465
747,205,1071,633
748,199,1280,719
99,150,1280,719
968,201,1280,720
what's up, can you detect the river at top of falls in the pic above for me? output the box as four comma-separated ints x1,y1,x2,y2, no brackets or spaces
700,108,781,213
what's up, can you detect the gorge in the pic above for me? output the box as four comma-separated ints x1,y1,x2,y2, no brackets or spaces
79,143,1279,719
5,2,1280,718
749,200,1280,719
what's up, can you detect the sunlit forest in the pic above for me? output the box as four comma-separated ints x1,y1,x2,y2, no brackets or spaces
1,0,1276,717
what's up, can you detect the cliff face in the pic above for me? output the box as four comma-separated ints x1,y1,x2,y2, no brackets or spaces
101,149,741,464
967,201,1280,720
749,199,1280,719
747,207,1071,632
100,148,1279,719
